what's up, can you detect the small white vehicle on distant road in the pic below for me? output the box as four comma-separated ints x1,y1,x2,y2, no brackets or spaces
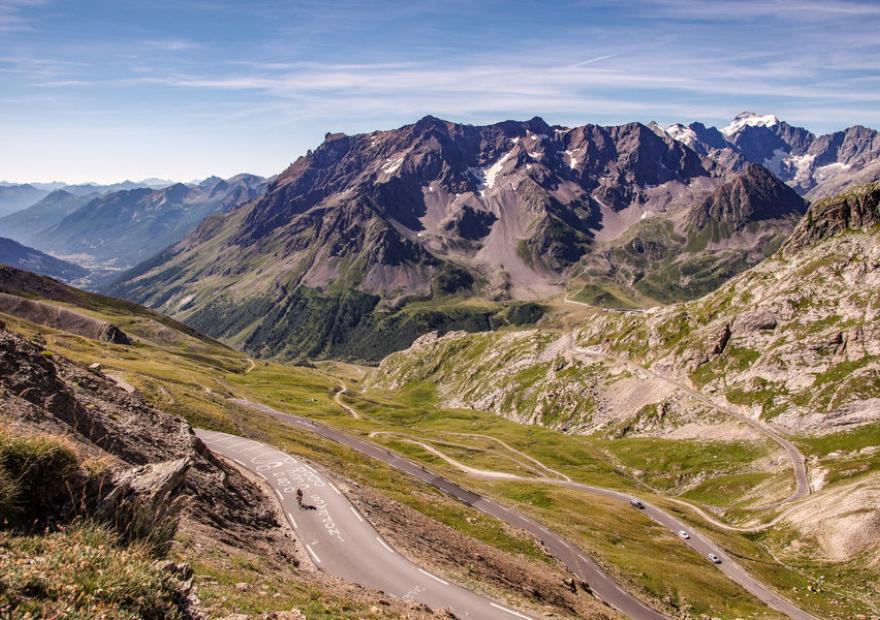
708,553,722,564
629,498,644,509
678,530,690,539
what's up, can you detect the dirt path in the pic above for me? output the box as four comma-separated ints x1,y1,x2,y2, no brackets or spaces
334,384,360,419
430,432,570,481
561,294,645,314
376,430,789,533
370,431,560,480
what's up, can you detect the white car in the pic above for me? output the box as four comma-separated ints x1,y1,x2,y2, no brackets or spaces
678,530,690,539
708,553,722,564
629,498,644,509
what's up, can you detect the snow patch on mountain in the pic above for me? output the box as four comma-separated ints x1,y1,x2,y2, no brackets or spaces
469,149,516,195
789,153,817,184
722,112,780,137
815,162,852,179
665,123,697,146
764,149,816,186
382,155,406,175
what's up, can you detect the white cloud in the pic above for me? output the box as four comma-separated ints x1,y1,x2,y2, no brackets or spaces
641,0,880,20
144,38,201,52
0,0,45,31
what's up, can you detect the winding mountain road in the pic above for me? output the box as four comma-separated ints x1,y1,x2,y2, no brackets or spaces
369,431,819,620
227,397,819,620
197,429,537,620
566,331,811,506
228,398,668,620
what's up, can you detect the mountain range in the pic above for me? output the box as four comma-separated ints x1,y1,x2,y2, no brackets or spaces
3,112,876,361
108,112,863,360
659,112,880,199
0,236,88,282
0,174,269,284
0,184,50,218
33,174,268,270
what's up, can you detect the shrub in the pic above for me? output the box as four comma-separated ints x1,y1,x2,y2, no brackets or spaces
0,431,80,525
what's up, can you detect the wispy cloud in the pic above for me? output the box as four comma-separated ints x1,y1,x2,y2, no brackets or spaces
0,0,45,31
641,0,880,20
144,38,201,52
44,40,878,128
570,55,615,68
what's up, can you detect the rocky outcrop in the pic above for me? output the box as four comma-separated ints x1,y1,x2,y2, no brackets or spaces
0,292,131,343
0,325,279,544
783,181,880,253
97,458,191,549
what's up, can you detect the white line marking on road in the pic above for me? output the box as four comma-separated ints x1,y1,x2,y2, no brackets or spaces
275,488,284,501
305,544,321,563
257,472,268,480
329,482,341,495
349,506,364,522
376,537,395,553
211,435,238,444
233,458,247,467
490,602,533,619
418,568,449,585
287,512,298,528
303,463,317,473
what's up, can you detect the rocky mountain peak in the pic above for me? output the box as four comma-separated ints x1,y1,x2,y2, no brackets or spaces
687,163,806,232
721,112,781,136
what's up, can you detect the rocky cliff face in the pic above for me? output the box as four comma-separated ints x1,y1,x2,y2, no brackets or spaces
686,164,806,232
570,164,805,306
783,181,880,252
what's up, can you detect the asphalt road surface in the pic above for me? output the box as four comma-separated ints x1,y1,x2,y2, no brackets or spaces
225,398,818,620
197,429,546,620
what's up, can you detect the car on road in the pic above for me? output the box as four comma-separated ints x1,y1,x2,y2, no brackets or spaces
708,553,722,564
629,498,644,509
678,530,690,539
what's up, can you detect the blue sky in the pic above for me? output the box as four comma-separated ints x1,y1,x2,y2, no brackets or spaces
2,0,879,183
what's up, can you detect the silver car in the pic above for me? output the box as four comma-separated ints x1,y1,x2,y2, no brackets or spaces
708,553,722,564
678,530,690,539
